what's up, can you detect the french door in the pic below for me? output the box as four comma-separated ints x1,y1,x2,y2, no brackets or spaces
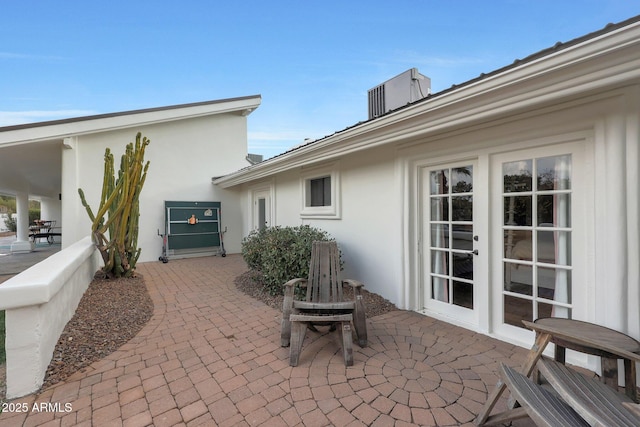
421,161,478,323
491,141,586,338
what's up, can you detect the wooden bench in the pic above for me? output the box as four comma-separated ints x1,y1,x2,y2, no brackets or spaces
537,357,640,426
523,318,640,402
495,363,589,427
486,359,640,426
476,318,640,426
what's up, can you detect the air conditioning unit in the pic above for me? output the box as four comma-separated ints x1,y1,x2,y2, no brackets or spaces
368,68,431,119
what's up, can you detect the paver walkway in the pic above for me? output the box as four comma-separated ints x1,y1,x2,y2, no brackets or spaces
0,255,534,426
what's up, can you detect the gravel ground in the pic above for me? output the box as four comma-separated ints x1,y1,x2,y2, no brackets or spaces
0,267,397,404
0,274,153,403
39,274,154,391
234,270,399,318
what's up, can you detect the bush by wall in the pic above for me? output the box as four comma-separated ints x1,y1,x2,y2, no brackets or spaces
3,209,40,232
5,214,16,232
29,209,40,225
241,225,336,295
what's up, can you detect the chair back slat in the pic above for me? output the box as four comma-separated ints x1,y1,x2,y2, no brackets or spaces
306,241,342,303
330,243,343,302
306,243,319,301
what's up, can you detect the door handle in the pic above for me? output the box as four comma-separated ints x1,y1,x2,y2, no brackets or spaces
468,249,478,256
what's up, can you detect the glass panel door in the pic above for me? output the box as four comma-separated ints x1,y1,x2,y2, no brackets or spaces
252,189,271,231
423,163,476,315
258,198,267,230
502,155,573,328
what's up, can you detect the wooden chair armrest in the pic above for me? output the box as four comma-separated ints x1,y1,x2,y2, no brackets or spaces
284,278,307,289
282,278,306,348
342,279,364,289
284,278,308,303
343,279,368,347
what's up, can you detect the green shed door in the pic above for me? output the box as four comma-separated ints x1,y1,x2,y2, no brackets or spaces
165,201,221,254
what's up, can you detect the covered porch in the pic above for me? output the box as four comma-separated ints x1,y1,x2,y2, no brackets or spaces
0,135,63,255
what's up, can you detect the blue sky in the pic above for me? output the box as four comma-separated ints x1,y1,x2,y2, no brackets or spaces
1,1,639,159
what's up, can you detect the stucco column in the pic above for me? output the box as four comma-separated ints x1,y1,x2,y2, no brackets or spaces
594,111,627,332
61,136,77,250
10,191,34,253
625,88,640,339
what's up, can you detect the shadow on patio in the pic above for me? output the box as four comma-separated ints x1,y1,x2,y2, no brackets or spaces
0,254,535,426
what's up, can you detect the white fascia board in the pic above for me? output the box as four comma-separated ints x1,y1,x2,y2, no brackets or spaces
215,22,640,189
0,96,261,147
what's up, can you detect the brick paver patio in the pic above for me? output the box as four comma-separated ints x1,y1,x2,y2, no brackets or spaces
0,255,535,426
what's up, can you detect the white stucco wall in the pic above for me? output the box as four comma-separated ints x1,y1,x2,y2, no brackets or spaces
0,212,14,231
305,148,402,304
245,144,403,305
62,113,250,262
0,237,101,398
234,85,640,350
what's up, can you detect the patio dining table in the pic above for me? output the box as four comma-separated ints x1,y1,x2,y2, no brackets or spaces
475,317,640,425
29,220,61,244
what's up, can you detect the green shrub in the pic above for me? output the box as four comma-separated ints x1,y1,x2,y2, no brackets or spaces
4,209,40,232
5,213,16,232
241,227,267,270
241,225,336,295
29,209,40,224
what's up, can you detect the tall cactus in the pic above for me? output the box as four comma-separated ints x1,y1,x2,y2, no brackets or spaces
78,132,150,278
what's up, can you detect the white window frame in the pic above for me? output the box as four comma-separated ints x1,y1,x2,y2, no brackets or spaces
300,163,341,219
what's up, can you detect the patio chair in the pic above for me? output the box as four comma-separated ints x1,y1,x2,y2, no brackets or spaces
280,241,368,366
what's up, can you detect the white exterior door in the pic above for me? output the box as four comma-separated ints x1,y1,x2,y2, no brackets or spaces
421,161,479,324
490,141,587,341
252,189,271,231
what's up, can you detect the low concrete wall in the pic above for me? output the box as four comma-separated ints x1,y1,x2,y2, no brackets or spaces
0,236,100,398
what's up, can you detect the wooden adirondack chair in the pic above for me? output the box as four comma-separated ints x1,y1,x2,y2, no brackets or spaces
281,241,368,366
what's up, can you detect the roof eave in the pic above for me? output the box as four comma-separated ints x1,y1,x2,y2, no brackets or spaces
214,18,640,189
0,95,262,147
